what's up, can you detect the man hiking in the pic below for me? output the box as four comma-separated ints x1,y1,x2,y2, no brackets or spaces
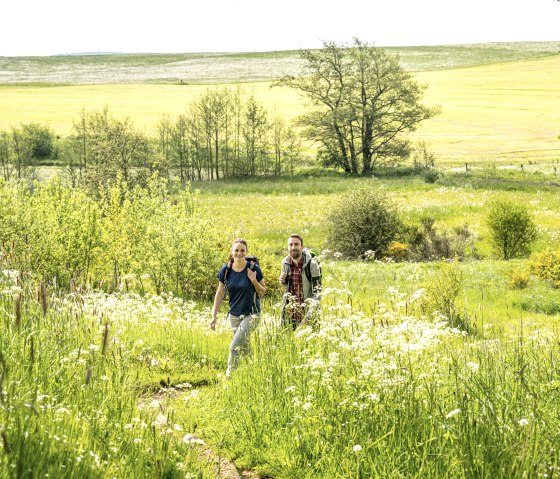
279,234,321,329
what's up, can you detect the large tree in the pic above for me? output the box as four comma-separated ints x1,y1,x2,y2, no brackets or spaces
279,39,439,175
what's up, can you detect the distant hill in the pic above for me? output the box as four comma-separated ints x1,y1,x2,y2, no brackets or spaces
1,41,559,84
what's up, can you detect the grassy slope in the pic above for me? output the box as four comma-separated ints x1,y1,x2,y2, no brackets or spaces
2,41,559,83
0,43,559,165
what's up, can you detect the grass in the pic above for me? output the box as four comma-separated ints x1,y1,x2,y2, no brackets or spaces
2,169,560,477
2,244,559,478
193,172,560,256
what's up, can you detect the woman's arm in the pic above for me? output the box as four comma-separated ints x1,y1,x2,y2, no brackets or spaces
210,282,226,330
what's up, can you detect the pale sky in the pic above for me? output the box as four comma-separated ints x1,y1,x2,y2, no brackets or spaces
2,0,559,56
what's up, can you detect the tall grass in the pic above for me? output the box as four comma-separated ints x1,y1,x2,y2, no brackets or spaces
0,267,238,477
203,287,559,478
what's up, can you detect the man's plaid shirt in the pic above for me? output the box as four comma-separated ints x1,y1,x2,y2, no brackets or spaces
288,256,305,322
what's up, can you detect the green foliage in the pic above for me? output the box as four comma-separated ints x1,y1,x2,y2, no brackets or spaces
0,277,220,477
401,217,477,261
64,106,156,191
210,297,559,478
486,198,538,260
422,168,442,183
0,177,226,298
0,123,55,181
21,122,55,159
422,261,467,329
326,184,402,258
529,249,560,288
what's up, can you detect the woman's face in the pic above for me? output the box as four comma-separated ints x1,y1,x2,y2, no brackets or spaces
231,241,247,261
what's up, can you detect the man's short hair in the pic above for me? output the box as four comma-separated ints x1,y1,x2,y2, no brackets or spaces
288,234,303,246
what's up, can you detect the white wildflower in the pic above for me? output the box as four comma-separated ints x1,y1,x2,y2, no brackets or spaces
467,362,479,373
182,433,205,445
446,408,461,419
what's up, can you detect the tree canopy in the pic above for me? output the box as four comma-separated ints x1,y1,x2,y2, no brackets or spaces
279,39,439,175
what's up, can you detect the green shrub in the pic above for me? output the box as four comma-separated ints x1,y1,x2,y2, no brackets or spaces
401,217,476,261
0,177,226,298
21,122,55,159
486,198,538,260
422,168,441,183
326,184,402,259
422,261,469,330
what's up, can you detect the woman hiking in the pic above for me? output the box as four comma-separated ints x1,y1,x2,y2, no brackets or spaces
210,238,266,377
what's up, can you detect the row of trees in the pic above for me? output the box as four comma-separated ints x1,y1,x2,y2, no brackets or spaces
1,40,437,186
64,89,304,189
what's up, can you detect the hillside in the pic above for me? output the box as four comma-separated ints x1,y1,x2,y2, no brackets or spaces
1,41,559,84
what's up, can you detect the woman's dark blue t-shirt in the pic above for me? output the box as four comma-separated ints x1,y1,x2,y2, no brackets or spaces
218,263,263,316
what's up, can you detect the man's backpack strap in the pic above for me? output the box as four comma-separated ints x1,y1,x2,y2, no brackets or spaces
304,262,312,282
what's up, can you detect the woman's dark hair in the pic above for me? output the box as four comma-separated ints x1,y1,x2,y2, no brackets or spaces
227,238,248,263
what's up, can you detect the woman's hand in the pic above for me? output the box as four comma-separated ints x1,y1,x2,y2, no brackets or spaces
247,267,257,282
210,317,217,330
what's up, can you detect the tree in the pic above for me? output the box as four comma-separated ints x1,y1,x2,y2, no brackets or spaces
21,123,55,159
486,198,538,260
63,106,155,190
279,39,438,175
243,94,269,177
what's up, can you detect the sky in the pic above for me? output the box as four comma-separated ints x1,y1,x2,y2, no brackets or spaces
2,0,559,56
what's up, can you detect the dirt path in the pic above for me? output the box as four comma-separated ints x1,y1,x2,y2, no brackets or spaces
146,385,262,479
198,445,260,479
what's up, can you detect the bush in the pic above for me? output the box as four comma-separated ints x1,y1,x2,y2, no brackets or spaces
529,249,560,288
401,217,476,261
326,185,402,259
422,261,470,331
21,122,55,159
507,268,531,289
422,169,441,183
486,198,538,260
386,241,409,261
0,177,226,298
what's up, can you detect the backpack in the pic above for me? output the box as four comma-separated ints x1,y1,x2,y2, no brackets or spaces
223,255,259,290
303,248,322,290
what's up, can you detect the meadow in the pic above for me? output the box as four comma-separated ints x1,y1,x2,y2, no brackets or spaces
1,43,560,478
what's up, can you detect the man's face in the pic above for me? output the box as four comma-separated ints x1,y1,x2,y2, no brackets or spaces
288,238,303,260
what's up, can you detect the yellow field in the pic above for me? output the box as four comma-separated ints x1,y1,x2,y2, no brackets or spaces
416,55,560,165
1,55,559,166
